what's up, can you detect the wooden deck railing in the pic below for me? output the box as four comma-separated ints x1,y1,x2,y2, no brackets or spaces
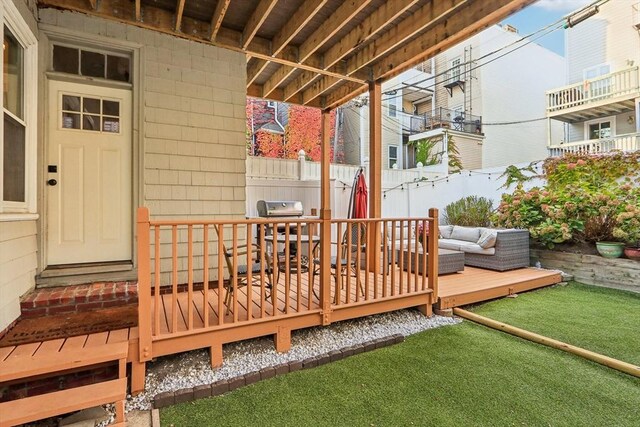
548,133,640,157
136,208,438,363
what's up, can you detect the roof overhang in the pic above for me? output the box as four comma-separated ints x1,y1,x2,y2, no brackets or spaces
37,0,535,109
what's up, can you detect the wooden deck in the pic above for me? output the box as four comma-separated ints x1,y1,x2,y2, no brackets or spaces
438,267,562,309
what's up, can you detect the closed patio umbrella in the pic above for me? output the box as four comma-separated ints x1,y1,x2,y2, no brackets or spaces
354,170,368,219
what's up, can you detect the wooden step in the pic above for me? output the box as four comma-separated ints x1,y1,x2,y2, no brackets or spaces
0,378,126,427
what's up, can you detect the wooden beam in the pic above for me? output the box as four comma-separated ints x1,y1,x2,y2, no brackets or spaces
263,0,372,98
322,0,420,71
175,0,186,32
319,109,333,323
242,0,279,50
87,0,97,10
347,0,470,77
135,0,140,21
247,58,270,86
323,81,368,110
368,81,382,274
38,0,365,87
263,53,322,97
372,0,537,81
210,0,231,41
271,0,328,57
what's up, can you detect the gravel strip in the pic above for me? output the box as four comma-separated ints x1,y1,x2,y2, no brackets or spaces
127,310,460,411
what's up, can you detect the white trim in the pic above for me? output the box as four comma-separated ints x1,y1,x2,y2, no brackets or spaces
0,213,39,222
1,0,38,215
584,116,616,139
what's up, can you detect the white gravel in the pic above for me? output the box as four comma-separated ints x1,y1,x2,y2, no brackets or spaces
126,309,460,411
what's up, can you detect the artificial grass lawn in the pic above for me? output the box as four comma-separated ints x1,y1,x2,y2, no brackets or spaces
162,323,640,426
470,282,640,365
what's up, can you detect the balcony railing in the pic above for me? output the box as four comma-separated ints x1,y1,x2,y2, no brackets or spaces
399,107,482,135
546,67,640,114
548,133,640,157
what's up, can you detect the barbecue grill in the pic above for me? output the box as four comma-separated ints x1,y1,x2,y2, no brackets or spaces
256,200,304,218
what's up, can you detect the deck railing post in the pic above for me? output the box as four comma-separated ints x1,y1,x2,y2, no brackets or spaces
427,208,439,303
136,207,153,362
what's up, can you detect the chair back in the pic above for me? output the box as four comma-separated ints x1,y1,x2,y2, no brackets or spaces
341,223,367,259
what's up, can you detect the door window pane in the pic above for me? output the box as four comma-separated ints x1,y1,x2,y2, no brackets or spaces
83,97,101,114
53,45,79,75
63,95,81,111
80,50,105,78
103,100,119,116
62,112,81,129
3,26,23,119
3,113,26,202
83,115,100,131
103,117,120,133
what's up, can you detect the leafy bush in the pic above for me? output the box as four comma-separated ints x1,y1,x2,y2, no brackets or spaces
493,152,640,248
444,196,494,227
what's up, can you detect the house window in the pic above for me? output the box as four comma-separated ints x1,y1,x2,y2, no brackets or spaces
388,145,398,169
388,103,397,117
1,3,37,213
583,64,610,80
450,57,462,82
52,44,130,82
585,117,614,140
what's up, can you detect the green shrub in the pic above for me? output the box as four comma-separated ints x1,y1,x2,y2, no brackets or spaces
493,152,640,248
443,196,494,227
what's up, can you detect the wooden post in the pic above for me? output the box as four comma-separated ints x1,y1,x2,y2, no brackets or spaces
368,81,382,276
427,208,439,303
136,207,152,363
320,109,332,325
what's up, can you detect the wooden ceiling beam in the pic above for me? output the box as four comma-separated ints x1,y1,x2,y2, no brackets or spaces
372,0,537,81
210,0,231,41
271,0,328,57
242,0,279,50
346,0,470,77
247,58,270,86
134,0,141,21
322,0,420,71
287,0,418,104
323,0,536,108
323,82,368,110
175,0,186,31
262,0,372,98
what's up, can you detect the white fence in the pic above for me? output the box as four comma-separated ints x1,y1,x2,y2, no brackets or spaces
246,156,545,220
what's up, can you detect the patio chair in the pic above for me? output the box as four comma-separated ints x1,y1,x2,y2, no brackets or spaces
311,223,367,301
213,225,277,314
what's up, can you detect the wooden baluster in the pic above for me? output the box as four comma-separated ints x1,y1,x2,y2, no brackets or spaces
217,224,224,326
284,223,290,314
296,223,302,313
390,220,396,296
398,220,404,295
187,225,194,330
259,223,266,319
232,224,239,323
364,221,370,301
272,222,279,317
246,224,253,322
203,225,209,328
414,219,419,293
171,225,178,333
421,219,428,291
154,225,160,336
307,223,313,310
428,209,439,302
336,222,343,305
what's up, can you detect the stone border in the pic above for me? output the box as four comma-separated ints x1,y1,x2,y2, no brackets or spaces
152,334,405,409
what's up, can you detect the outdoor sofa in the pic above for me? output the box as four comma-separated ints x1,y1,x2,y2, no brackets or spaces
438,225,530,271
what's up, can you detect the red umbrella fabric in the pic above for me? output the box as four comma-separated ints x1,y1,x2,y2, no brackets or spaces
354,171,368,219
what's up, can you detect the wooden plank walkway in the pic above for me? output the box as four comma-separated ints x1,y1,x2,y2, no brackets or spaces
438,267,562,309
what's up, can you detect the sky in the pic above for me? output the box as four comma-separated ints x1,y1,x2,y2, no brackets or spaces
501,0,596,56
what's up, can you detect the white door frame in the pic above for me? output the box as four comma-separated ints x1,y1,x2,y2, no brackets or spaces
584,116,616,140
39,26,144,272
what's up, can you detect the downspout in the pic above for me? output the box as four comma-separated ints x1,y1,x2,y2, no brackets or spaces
273,103,285,145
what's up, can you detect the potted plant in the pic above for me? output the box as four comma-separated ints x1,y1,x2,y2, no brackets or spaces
614,204,640,261
415,220,429,252
595,241,625,258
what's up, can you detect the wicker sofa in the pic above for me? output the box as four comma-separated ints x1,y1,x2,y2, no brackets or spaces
438,225,530,271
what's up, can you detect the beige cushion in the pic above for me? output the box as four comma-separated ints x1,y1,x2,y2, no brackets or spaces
439,225,454,239
457,241,496,255
450,226,481,242
438,239,462,251
477,229,498,249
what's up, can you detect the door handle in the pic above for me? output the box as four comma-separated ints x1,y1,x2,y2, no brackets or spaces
47,179,58,186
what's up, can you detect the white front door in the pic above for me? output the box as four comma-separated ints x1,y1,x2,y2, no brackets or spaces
46,80,132,265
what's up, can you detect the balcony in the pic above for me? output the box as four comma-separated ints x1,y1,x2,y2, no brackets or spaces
399,107,482,135
546,67,640,122
548,133,640,157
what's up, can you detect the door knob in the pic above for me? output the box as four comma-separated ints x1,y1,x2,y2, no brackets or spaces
47,179,58,186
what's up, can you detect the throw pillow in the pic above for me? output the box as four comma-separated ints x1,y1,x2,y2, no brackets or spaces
450,226,481,242
477,229,498,249
439,225,454,239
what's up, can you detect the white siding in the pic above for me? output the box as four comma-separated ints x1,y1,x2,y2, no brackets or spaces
0,221,37,332
566,0,640,84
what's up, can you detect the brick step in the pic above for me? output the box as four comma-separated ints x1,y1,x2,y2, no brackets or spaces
20,282,138,318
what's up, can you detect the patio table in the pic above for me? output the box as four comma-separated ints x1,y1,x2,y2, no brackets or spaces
397,248,465,275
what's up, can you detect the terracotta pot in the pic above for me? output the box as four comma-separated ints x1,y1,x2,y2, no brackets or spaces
595,241,625,258
624,247,640,261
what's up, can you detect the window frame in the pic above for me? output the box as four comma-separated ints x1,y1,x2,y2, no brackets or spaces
583,63,611,81
388,103,397,117
584,116,615,140
450,57,462,82
1,1,38,216
388,144,398,169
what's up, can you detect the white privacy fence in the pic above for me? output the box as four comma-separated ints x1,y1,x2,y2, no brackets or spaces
246,157,545,220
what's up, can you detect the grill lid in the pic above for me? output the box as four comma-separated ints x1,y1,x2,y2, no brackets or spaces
257,200,304,217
